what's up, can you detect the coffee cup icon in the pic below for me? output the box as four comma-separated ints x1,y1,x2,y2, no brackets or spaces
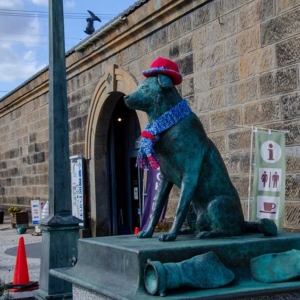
263,202,276,212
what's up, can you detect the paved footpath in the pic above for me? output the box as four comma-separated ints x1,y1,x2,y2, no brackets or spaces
0,215,41,299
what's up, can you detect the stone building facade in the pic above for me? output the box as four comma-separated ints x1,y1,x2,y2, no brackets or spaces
0,0,300,236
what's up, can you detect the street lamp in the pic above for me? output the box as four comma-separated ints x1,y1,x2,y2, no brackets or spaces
34,1,81,299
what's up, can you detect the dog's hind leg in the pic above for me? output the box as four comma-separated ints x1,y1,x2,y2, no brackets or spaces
137,179,173,239
179,204,197,234
196,196,244,239
159,174,198,242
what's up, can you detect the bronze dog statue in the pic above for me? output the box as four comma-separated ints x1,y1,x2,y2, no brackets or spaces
124,57,277,242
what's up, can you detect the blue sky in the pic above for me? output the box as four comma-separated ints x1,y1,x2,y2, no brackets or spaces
0,0,137,98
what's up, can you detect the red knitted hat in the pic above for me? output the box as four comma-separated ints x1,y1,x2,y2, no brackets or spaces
142,57,182,85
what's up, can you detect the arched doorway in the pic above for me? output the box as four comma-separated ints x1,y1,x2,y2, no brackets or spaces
85,65,147,237
108,98,142,235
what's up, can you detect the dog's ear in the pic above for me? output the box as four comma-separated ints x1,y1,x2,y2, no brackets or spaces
157,74,174,89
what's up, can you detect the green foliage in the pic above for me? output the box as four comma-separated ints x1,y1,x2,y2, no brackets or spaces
0,278,10,299
8,206,22,214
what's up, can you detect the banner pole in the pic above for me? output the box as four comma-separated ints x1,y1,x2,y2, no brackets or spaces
232,124,289,134
247,126,255,221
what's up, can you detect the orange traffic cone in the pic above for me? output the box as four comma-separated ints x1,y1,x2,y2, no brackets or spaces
8,237,39,292
13,236,29,285
134,227,140,234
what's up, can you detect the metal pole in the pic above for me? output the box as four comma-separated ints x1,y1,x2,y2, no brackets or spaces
247,126,255,221
232,124,289,134
35,1,80,299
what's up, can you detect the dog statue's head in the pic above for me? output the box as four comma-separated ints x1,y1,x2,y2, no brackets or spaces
124,57,183,119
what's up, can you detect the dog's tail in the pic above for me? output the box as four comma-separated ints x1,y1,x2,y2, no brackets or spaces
244,219,277,236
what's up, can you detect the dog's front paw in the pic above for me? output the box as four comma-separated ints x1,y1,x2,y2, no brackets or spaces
137,231,153,238
159,233,177,242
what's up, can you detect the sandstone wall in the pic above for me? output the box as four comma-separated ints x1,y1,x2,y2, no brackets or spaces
0,0,300,230
0,94,49,208
149,0,300,230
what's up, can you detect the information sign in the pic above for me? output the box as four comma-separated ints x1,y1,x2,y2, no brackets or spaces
70,155,84,226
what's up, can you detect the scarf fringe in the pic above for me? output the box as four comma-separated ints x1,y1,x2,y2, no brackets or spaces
137,153,160,170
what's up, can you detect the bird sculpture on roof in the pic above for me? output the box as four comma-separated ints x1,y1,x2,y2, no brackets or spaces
84,10,101,35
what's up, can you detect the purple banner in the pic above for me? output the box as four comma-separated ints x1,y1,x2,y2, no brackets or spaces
141,168,168,231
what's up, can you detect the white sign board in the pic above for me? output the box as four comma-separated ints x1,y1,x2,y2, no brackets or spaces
70,155,84,226
31,199,45,225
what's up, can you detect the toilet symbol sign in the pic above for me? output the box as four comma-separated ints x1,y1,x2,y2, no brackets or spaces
259,168,281,192
251,131,285,230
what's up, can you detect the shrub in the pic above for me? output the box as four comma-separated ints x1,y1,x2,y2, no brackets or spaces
8,206,22,214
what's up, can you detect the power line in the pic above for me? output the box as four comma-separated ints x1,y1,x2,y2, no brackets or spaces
0,41,79,48
0,8,116,19
0,8,116,15
0,39,75,47
0,31,81,41
0,40,48,45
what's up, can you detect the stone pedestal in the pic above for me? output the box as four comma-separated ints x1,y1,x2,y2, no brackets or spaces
51,232,300,299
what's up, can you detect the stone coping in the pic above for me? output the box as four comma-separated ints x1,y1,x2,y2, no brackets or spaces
50,232,300,299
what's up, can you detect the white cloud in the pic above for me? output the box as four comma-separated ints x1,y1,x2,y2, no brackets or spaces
23,50,36,61
0,0,43,46
0,0,46,83
64,1,75,9
0,48,46,82
30,0,75,8
31,0,48,6
0,17,43,48
0,0,23,9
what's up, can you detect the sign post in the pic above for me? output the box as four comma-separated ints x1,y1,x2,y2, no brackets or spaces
251,131,286,231
70,155,84,227
31,199,45,233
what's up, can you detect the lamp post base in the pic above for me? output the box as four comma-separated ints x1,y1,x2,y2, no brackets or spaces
34,224,80,300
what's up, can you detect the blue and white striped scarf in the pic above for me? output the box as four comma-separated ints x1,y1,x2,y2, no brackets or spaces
137,99,191,169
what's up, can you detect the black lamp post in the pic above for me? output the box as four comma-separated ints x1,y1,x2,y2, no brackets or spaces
34,1,80,299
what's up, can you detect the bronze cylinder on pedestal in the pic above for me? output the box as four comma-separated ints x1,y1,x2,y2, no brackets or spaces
144,251,235,297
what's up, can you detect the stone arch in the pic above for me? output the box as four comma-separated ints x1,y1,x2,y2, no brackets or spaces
85,64,146,237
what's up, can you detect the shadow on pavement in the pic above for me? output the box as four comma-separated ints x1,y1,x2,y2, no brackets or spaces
4,242,41,259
